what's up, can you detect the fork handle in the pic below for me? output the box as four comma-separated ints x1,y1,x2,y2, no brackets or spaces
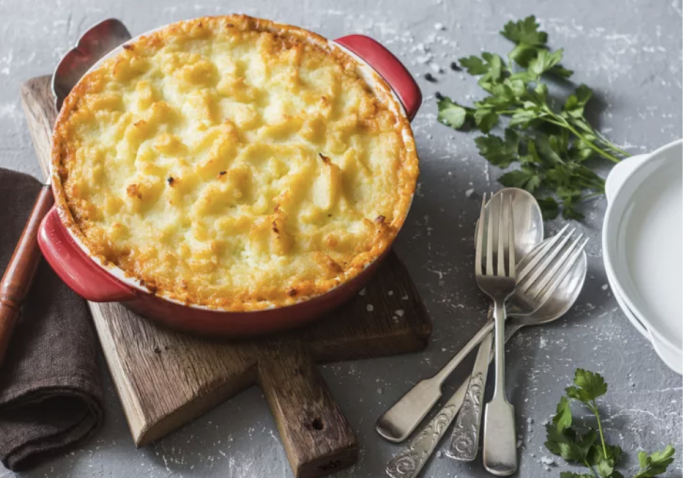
375,319,494,443
385,322,523,478
483,300,518,476
492,300,508,399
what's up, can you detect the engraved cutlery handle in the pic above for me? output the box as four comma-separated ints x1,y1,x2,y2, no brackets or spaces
376,319,495,443
384,322,522,478
445,330,493,461
385,377,470,478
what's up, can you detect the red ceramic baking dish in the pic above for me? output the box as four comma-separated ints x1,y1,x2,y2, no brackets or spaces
38,19,422,336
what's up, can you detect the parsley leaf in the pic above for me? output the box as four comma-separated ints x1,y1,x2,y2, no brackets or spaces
475,108,500,133
546,423,582,461
499,167,541,192
528,48,566,77
537,197,559,220
634,446,675,478
554,397,573,432
566,369,608,401
544,369,675,478
475,130,519,168
501,15,547,46
437,95,469,129
565,85,594,118
459,55,489,75
437,15,630,219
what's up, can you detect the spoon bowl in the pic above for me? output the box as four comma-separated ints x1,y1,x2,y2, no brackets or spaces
479,188,544,264
377,188,544,444
386,229,589,475
53,19,132,110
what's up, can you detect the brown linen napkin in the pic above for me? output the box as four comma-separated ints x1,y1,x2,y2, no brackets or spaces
0,168,103,471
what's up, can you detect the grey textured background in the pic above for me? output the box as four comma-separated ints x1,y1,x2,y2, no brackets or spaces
0,0,682,477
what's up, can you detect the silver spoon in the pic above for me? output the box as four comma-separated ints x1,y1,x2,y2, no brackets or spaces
447,224,579,464
53,19,132,111
385,232,588,478
452,226,585,473
376,189,543,443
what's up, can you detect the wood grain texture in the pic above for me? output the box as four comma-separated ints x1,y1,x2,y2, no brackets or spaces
22,75,432,478
20,77,57,179
259,339,358,477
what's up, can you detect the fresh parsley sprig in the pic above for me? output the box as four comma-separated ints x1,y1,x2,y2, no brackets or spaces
546,369,675,478
437,15,630,219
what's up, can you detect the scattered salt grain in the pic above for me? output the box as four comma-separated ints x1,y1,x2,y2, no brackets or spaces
540,457,554,466
377,387,383,394
359,288,366,296
516,440,522,448
430,63,442,73
602,284,609,290
366,304,374,312
402,295,409,301
388,290,394,296
434,22,445,31
465,188,474,198
395,310,405,317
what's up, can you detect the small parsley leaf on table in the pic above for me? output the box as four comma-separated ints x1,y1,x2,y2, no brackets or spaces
634,446,676,478
437,15,630,219
437,95,471,129
544,369,675,478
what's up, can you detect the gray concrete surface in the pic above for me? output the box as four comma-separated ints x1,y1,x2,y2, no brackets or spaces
0,0,682,477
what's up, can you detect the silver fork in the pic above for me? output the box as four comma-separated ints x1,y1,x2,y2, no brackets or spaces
384,226,588,478
446,225,582,462
476,193,518,476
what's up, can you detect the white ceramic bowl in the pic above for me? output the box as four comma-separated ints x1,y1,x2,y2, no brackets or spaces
602,140,683,374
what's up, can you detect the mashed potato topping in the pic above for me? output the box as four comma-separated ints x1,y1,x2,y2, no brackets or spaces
52,15,419,310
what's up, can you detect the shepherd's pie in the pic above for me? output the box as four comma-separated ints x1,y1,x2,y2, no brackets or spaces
51,15,419,310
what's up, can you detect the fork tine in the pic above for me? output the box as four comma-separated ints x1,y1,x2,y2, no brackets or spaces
526,233,584,298
486,193,494,276
519,227,576,291
475,193,487,277
517,225,570,283
497,193,505,277
533,237,589,303
508,196,516,279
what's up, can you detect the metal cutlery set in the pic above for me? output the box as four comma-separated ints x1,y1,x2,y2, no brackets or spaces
379,189,588,478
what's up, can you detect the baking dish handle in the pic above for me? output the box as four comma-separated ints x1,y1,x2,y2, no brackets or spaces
335,35,422,120
38,206,137,302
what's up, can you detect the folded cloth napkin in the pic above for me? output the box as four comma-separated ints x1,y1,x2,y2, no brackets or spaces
0,168,103,471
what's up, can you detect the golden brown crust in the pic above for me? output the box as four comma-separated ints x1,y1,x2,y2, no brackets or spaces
51,15,418,311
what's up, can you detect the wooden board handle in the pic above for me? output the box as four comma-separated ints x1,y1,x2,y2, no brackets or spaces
258,339,358,478
0,184,54,369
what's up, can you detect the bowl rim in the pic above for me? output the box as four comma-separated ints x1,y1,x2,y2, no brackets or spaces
601,138,682,354
49,16,418,313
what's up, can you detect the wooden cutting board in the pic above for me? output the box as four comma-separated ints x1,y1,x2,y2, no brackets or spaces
20,76,432,478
